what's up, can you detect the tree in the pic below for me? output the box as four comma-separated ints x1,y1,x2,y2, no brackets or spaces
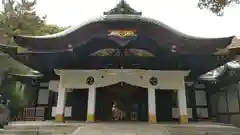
0,0,44,44
0,75,35,120
198,0,240,16
0,0,67,44
37,24,69,35
0,0,67,119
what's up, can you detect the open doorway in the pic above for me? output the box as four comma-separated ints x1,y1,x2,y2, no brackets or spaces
95,82,148,122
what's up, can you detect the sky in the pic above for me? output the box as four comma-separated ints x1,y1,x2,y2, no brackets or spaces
4,0,240,38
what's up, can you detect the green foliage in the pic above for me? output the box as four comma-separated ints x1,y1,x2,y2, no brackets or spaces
37,24,69,35
0,0,66,44
0,76,34,110
198,0,240,16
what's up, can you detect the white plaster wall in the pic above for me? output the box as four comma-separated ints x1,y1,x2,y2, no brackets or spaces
49,80,59,92
59,69,189,90
194,85,208,118
194,84,205,89
51,106,72,117
227,84,239,112
37,89,49,104
218,91,228,113
40,82,49,87
218,83,240,127
172,108,192,118
195,91,207,106
210,94,218,116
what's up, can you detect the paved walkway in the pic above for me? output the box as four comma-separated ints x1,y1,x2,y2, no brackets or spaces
2,121,240,135
1,121,80,134
163,123,240,135
73,123,170,135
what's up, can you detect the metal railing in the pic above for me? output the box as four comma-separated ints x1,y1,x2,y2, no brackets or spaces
23,107,45,121
10,107,45,121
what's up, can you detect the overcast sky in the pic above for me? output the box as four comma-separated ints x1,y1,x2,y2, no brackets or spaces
4,0,240,37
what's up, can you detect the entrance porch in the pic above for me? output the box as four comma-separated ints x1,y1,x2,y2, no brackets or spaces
51,69,190,124
95,82,148,122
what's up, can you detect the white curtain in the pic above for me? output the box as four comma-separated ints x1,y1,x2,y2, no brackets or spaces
59,69,188,90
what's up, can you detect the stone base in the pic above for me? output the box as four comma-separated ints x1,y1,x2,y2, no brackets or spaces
86,114,95,122
148,114,157,123
179,115,188,124
55,114,64,122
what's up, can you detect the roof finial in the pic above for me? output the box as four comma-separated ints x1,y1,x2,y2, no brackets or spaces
103,0,142,15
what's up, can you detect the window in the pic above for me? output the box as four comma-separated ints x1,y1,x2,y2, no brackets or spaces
127,49,154,56
90,48,116,56
90,48,155,57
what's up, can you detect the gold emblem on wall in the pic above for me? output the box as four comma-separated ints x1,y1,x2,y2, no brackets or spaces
108,30,137,38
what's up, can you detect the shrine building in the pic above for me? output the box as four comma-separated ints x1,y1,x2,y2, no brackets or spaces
1,0,240,124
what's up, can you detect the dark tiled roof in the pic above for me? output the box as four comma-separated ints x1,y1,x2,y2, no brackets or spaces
200,56,240,81
0,48,42,77
14,15,234,40
13,0,235,52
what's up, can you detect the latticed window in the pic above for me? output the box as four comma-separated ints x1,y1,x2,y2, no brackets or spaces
127,49,154,56
90,49,116,56
90,48,155,57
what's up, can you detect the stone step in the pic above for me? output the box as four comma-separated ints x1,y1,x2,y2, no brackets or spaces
169,127,240,130
0,133,72,135
2,122,79,134
169,128,240,133
169,130,237,135
0,129,53,134
166,131,206,135
0,129,74,135
4,125,77,130
1,125,78,135
165,124,240,135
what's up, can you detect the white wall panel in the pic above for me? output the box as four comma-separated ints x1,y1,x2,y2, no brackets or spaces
218,92,227,113
49,80,59,92
52,106,72,117
40,82,49,87
194,84,205,89
227,88,239,112
195,91,207,106
37,89,49,104
210,94,218,116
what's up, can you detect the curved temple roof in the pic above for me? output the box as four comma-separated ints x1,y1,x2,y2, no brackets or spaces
0,51,42,77
12,0,235,52
13,0,232,40
14,15,234,40
200,56,240,81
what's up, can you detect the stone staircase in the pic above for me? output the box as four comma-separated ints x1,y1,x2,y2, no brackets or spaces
0,122,79,135
164,122,240,135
